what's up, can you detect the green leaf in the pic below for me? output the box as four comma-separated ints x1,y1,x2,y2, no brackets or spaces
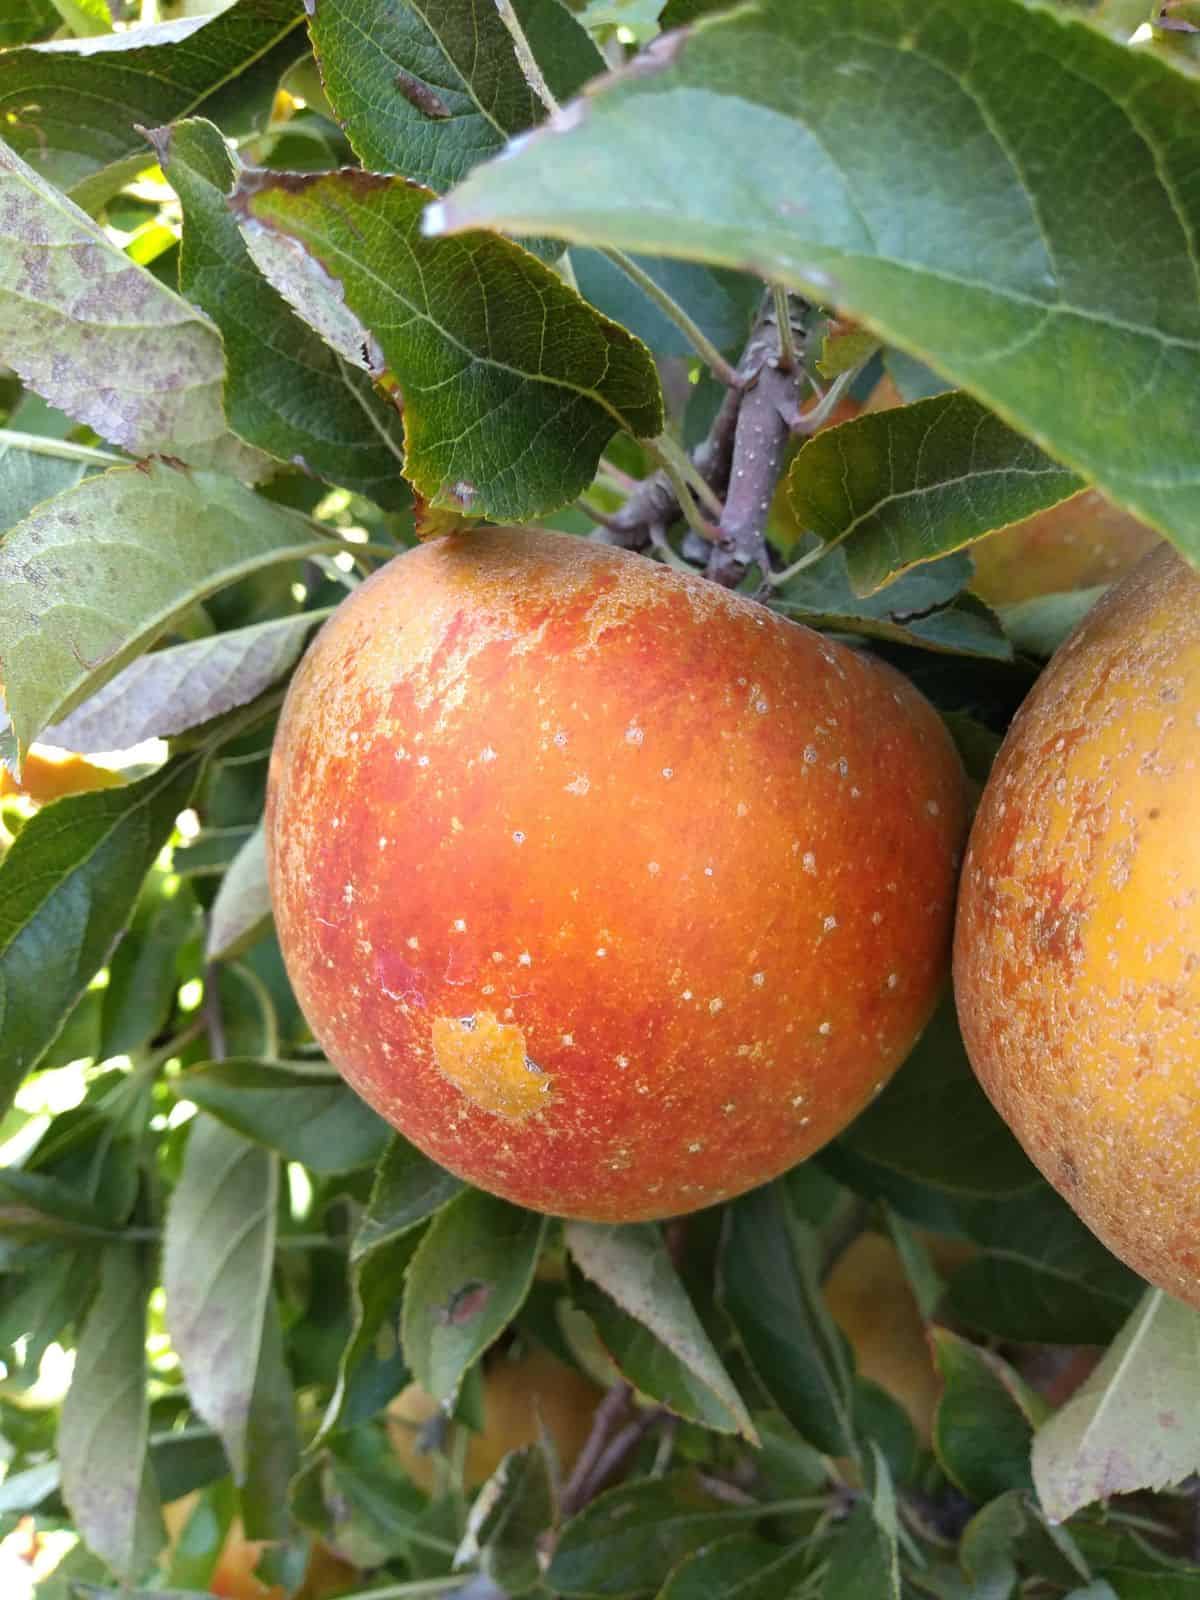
0,0,306,211
949,1185,1143,1345
958,1491,1025,1600
206,826,271,964
770,549,1012,660
173,1060,391,1174
656,1537,815,1600
430,0,1200,567
823,1487,900,1600
572,249,759,359
0,754,201,1104
101,870,198,1059
162,1117,278,1484
50,0,111,37
0,463,342,754
720,1181,855,1458
309,0,603,194
837,992,1038,1198
58,1244,164,1583
457,1445,554,1595
292,1421,426,1568
565,1220,756,1441
0,431,102,534
0,1165,107,1241
235,170,663,520
547,1471,743,1597
157,118,409,505
0,0,58,46
401,1189,545,1404
239,1292,300,1541
788,393,1084,595
39,614,321,756
353,1136,466,1264
931,1329,1038,1504
0,144,264,477
996,586,1109,658
1032,1288,1200,1523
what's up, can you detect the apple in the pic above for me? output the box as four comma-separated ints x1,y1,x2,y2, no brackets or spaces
954,543,1200,1304
388,1343,602,1493
267,527,966,1220
0,748,122,805
968,489,1159,609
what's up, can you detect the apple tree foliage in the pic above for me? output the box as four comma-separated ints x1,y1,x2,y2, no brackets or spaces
0,1,1199,1596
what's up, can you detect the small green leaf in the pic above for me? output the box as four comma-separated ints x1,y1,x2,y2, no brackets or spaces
353,1136,466,1264
788,393,1083,595
547,1471,742,1597
174,1060,391,1174
0,143,264,477
292,1421,426,1568
1033,1288,1200,1523
931,1329,1039,1504
158,118,409,505
239,1292,300,1540
457,1445,554,1595
838,993,1038,1198
0,754,202,1106
0,464,342,754
996,587,1109,658
719,1181,855,1458
309,0,603,194
565,1220,756,1441
958,1491,1025,1600
101,870,199,1059
58,1244,164,1583
49,0,111,36
42,614,321,756
572,249,759,360
206,827,271,964
431,0,1200,567
0,0,59,46
0,1165,107,1241
163,1117,279,1484
823,1496,899,1600
401,1188,545,1404
0,0,306,210
235,169,663,520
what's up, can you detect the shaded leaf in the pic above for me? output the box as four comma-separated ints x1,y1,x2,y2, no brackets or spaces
174,1059,391,1174
163,1117,278,1483
0,753,201,1106
0,431,103,534
719,1181,855,1457
931,1329,1039,1504
239,1292,300,1541
206,825,271,963
40,613,321,756
789,392,1083,595
824,1479,900,1600
958,1491,1025,1600
101,870,198,1059
547,1471,742,1597
656,1536,814,1600
432,0,1200,566
0,463,342,754
770,549,1012,660
235,169,663,520
292,1421,426,1568
0,1165,107,1241
0,0,59,46
353,1135,465,1264
0,144,263,477
572,248,759,359
950,1186,1143,1345
1033,1288,1200,1523
838,992,1038,1198
158,118,409,505
58,1244,163,1583
996,586,1109,658
401,1188,545,1403
565,1220,755,1440
0,0,306,210
309,0,603,194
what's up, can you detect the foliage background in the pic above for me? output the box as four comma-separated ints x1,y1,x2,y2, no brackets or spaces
1,0,1199,1597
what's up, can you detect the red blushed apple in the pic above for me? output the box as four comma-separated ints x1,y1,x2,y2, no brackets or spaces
266,528,966,1220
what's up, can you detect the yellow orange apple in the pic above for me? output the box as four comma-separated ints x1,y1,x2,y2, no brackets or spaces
267,527,966,1220
954,543,1200,1303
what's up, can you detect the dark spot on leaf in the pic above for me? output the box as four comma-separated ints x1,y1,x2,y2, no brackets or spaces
438,1280,490,1326
393,70,451,120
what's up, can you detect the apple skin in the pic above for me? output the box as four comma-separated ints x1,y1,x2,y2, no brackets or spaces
266,527,967,1220
954,544,1200,1304
969,489,1159,608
